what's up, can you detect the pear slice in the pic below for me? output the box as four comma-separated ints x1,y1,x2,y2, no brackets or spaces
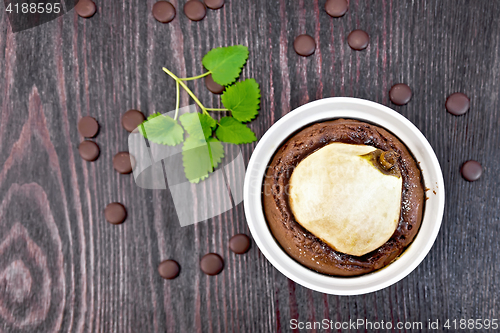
289,143,402,256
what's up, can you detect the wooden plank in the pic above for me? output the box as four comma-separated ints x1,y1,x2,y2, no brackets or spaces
0,0,499,332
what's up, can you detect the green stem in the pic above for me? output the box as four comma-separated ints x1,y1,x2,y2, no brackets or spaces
207,140,214,170
174,81,180,120
162,67,209,115
179,71,211,81
205,108,229,111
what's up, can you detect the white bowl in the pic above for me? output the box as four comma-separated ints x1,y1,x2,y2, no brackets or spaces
243,97,445,295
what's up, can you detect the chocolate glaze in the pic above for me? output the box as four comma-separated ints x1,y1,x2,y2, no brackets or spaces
262,119,425,276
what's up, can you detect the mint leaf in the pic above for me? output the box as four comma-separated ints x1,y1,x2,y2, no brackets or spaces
215,117,257,144
206,137,224,168
146,112,162,120
139,113,184,146
202,45,249,86
139,113,162,139
179,112,216,140
221,79,260,122
182,136,224,183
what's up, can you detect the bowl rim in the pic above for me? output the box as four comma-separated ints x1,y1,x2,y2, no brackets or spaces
243,97,445,295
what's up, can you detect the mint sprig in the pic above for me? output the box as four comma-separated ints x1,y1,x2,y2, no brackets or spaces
139,45,259,183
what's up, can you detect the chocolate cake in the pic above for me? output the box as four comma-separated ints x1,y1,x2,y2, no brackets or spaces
262,118,425,276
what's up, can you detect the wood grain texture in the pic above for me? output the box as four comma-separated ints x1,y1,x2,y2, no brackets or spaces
0,0,499,332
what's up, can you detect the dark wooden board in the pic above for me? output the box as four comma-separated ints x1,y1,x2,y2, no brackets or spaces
0,0,499,332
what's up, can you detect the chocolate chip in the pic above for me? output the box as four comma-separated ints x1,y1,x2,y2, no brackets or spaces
122,110,146,133
446,92,470,116
104,202,127,224
113,152,134,174
78,116,99,138
184,1,206,21
461,160,482,182
389,83,412,105
293,34,316,57
347,29,369,51
78,140,100,161
229,234,251,254
200,253,224,275
325,0,348,17
152,1,176,23
158,260,180,279
205,74,225,94
75,0,97,18
204,0,224,10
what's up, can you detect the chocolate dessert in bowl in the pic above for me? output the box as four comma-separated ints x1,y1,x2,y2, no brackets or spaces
243,98,445,295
